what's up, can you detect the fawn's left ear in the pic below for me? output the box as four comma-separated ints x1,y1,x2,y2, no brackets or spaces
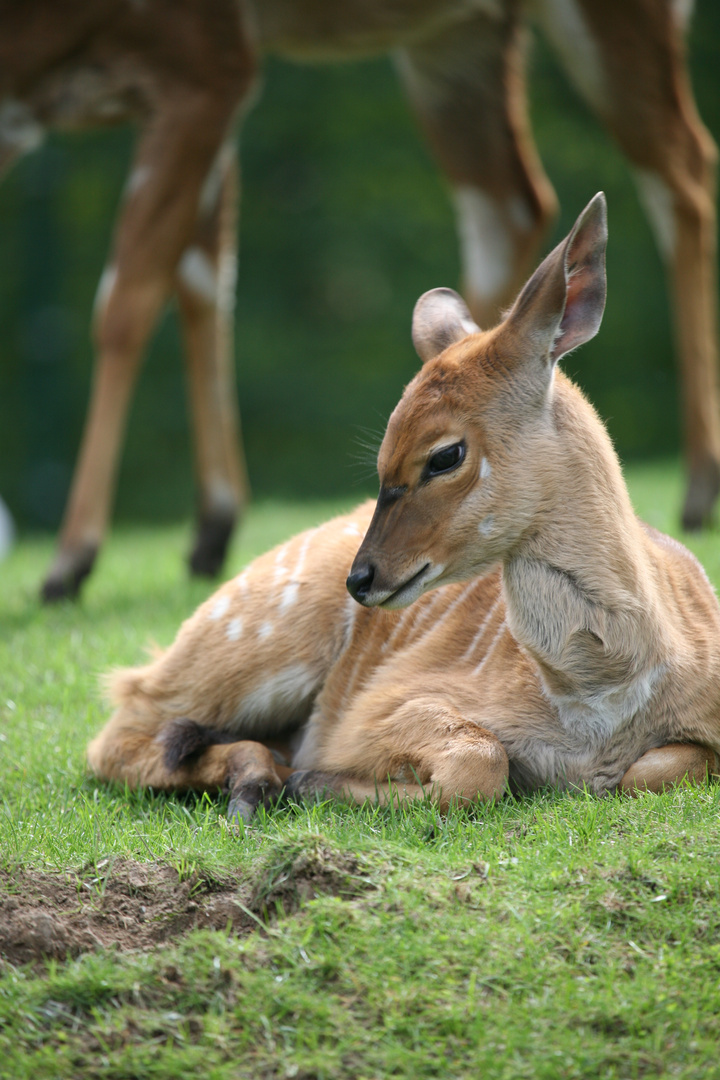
504,192,607,368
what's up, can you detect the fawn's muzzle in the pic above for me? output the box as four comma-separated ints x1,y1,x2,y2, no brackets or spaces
346,564,375,603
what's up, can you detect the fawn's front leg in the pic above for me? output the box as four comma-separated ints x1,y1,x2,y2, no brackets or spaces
287,694,509,813
620,743,720,794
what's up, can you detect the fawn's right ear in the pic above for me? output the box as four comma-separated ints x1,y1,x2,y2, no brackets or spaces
502,192,607,373
412,288,480,363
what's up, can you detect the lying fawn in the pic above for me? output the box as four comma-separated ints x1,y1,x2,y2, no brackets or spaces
3,0,719,601
88,194,720,818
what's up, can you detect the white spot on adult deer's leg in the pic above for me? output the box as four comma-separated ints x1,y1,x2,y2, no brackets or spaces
93,265,118,318
507,196,534,233
178,247,217,304
538,0,607,114
125,165,152,199
454,187,513,302
199,143,234,217
0,100,44,153
633,168,677,261
671,0,695,31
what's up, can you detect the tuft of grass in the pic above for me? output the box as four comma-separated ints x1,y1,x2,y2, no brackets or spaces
1,474,720,1078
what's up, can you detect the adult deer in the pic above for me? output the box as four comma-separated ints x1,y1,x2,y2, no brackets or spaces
1,1,718,602
88,194,720,819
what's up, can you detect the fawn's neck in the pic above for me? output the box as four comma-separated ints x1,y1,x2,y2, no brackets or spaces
501,377,666,720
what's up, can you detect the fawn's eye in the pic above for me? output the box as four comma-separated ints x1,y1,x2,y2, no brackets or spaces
426,442,465,477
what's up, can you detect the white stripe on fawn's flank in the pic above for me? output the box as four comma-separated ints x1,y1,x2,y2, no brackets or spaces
278,529,318,612
342,592,359,649
272,544,291,591
472,619,507,679
460,592,503,663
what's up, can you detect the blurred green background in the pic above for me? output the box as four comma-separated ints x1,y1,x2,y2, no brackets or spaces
1,7,719,529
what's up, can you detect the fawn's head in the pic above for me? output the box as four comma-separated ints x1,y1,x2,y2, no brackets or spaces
347,193,608,608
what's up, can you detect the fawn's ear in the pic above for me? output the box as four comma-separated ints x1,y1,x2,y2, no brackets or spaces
412,288,480,363
504,192,607,368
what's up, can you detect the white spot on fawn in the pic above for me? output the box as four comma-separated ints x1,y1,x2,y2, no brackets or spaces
210,594,230,620
279,582,300,612
236,664,318,726
235,571,249,596
259,621,274,640
274,530,316,609
178,247,217,304
343,524,361,537
454,187,512,301
226,617,243,641
480,457,491,480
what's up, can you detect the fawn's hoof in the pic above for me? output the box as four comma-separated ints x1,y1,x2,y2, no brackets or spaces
682,458,720,531
227,772,283,824
189,509,237,578
284,770,338,803
41,543,98,603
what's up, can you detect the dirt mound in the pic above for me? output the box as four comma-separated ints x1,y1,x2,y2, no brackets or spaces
0,844,373,965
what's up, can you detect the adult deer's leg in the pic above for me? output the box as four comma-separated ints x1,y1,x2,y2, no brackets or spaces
176,145,249,578
288,695,509,812
539,0,720,529
396,9,558,328
620,743,720,794
41,87,249,600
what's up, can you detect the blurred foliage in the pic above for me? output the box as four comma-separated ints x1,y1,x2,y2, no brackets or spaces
1,6,719,526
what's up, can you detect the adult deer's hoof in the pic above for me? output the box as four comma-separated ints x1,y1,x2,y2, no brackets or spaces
189,509,236,578
682,458,720,531
41,543,98,603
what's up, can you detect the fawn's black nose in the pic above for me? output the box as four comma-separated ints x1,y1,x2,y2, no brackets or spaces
346,564,375,603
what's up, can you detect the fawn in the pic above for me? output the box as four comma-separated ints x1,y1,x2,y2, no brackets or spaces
88,194,720,819
3,0,719,601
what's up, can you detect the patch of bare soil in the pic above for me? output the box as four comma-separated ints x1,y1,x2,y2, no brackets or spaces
0,845,373,965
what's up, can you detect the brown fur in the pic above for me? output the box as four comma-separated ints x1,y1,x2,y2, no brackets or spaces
88,195,720,814
2,0,718,600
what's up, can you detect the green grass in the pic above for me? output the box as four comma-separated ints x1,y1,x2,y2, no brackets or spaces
2,466,720,1079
